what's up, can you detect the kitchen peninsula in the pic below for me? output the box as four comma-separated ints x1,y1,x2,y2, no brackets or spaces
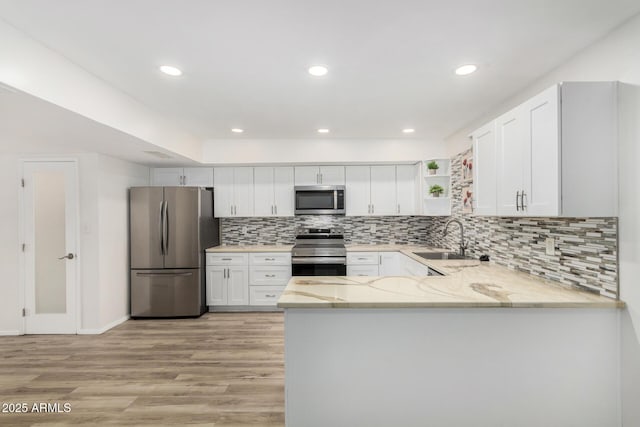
278,248,623,427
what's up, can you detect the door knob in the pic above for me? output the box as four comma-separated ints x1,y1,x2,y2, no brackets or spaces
58,253,75,260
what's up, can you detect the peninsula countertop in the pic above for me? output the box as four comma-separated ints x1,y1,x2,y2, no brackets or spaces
277,254,623,309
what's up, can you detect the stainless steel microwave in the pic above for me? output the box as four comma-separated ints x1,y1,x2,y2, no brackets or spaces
294,185,345,215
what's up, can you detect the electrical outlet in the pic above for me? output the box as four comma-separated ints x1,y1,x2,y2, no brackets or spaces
545,237,555,255
370,224,376,233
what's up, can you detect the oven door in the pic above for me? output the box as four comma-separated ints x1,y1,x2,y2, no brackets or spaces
291,257,347,276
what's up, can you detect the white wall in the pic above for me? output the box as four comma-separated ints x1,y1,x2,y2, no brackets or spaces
0,153,149,335
0,155,21,334
202,138,446,164
445,13,640,425
97,155,149,329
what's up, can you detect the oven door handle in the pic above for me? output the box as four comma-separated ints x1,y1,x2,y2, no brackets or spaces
292,257,347,265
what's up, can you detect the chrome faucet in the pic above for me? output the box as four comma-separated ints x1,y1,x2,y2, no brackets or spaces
443,219,468,257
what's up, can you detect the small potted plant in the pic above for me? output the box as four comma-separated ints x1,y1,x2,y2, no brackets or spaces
427,161,439,175
429,184,444,198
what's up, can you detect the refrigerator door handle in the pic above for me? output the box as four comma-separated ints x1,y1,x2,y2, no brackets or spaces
159,201,165,255
136,272,193,277
163,201,169,255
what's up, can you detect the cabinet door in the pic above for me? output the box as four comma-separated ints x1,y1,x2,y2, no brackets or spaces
233,167,254,217
206,266,227,305
370,166,396,215
523,85,560,216
227,266,249,305
345,166,371,216
213,168,234,217
294,166,320,185
396,165,417,215
319,166,345,185
496,108,526,216
273,167,294,216
379,252,401,276
183,168,213,187
152,168,183,186
472,121,497,215
253,167,275,217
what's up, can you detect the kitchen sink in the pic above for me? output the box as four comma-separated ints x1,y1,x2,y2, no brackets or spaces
414,252,470,260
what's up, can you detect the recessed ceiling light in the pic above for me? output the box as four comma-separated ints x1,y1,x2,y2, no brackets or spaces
231,128,244,133
455,64,477,76
402,128,415,134
308,65,328,77
159,65,183,76
317,128,330,134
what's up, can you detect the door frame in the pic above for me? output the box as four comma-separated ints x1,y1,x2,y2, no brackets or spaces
18,158,81,335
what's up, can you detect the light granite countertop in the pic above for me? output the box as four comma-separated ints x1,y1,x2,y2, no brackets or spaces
278,246,623,309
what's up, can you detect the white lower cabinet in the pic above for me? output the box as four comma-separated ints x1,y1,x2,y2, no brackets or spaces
347,265,380,276
207,251,291,307
206,253,249,306
249,252,291,306
346,251,403,276
249,286,286,305
401,255,431,276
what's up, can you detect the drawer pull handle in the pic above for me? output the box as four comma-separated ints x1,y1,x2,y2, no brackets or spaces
265,274,276,278
221,258,232,261
265,294,276,298
357,258,367,260
265,258,276,261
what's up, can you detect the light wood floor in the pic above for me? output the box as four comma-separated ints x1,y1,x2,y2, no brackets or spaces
0,312,284,426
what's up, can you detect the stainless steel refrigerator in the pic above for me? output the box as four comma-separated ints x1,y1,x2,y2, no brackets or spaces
129,187,219,317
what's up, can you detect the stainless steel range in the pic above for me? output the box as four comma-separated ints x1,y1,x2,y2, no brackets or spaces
291,228,347,276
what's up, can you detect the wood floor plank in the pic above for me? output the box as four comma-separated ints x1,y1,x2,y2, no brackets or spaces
0,312,284,426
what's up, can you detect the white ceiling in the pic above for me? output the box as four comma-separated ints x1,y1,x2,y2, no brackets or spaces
0,0,639,142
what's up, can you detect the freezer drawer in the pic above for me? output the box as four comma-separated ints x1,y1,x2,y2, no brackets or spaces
131,269,203,317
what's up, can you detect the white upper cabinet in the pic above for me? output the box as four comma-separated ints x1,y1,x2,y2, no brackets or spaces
254,167,294,217
486,82,617,217
395,165,418,215
253,167,273,217
472,122,497,216
214,167,254,217
273,167,295,216
152,168,183,186
294,166,345,185
370,166,397,215
345,165,417,216
151,167,213,187
496,107,526,215
319,166,345,185
523,85,560,216
345,166,371,216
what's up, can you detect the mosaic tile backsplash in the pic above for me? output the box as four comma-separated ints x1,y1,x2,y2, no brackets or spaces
220,149,618,298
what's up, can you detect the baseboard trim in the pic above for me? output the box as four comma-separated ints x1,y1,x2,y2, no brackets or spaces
0,330,21,336
208,306,283,313
78,315,130,335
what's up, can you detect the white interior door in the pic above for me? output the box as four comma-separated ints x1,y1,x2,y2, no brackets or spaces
23,161,78,334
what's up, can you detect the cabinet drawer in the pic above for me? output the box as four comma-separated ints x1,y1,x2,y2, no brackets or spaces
347,265,379,276
206,253,248,266
249,265,291,285
347,252,379,265
249,252,291,266
249,285,286,306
